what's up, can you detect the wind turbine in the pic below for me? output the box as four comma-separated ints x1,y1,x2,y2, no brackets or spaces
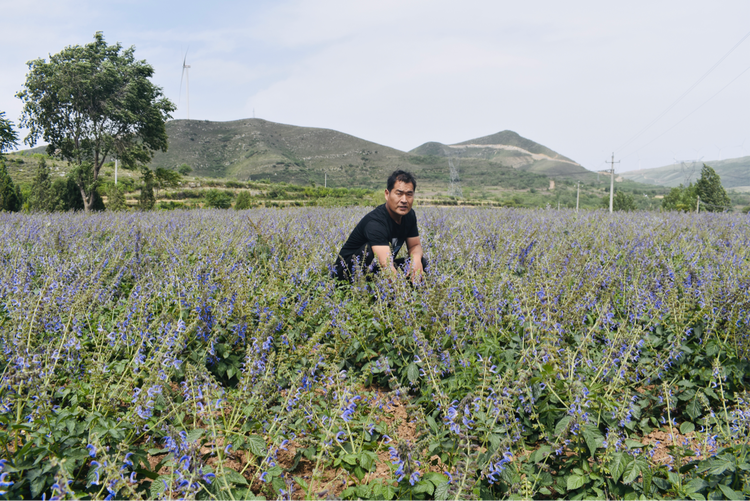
735,139,747,158
180,51,191,120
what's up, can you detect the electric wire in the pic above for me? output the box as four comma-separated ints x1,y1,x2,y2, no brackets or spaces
614,29,750,154
619,62,750,162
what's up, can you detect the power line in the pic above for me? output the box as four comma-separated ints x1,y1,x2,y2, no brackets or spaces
620,62,750,161
615,28,750,154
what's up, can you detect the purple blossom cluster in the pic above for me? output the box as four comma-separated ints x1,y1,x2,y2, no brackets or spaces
0,207,748,498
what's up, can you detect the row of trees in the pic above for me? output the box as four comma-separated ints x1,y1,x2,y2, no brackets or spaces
661,164,731,212
0,149,188,212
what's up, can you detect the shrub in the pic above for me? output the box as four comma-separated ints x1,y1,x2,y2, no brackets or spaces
234,191,253,210
204,189,233,209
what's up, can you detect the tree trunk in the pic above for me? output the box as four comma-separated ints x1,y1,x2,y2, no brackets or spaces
81,185,93,212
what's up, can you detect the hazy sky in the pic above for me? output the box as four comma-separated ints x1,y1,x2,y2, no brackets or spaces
1,0,749,172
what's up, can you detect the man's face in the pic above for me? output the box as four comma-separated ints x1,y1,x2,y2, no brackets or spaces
385,180,415,218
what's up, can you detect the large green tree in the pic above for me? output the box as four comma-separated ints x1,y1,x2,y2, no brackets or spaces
17,32,175,212
695,163,731,212
0,111,18,155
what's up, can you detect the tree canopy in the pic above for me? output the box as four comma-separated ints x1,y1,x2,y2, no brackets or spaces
600,190,637,212
695,164,731,212
0,111,18,155
16,32,175,211
661,164,731,212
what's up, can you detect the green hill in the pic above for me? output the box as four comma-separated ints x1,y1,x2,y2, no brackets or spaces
11,119,621,193
621,156,750,191
410,130,593,180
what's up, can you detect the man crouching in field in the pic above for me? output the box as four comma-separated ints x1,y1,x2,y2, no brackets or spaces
333,170,427,282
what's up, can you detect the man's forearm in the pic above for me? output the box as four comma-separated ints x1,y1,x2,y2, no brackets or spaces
409,244,423,261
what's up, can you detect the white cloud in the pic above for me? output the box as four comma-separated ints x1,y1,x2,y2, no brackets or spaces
1,0,749,170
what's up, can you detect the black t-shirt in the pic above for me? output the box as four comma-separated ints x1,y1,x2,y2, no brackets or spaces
336,204,419,264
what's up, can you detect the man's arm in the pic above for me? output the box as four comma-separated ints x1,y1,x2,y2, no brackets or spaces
406,236,424,278
370,245,398,274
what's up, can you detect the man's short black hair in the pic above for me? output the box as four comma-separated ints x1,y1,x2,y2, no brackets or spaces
387,170,417,191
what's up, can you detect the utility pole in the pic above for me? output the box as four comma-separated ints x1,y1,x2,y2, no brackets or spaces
696,195,700,213
325,172,327,188
115,158,118,185
576,181,580,212
606,152,620,213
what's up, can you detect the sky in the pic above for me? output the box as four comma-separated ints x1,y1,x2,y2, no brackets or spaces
1,0,749,173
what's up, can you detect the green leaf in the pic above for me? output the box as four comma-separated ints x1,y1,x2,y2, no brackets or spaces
372,482,396,501
582,424,604,456
680,421,695,435
685,398,702,420
221,469,249,486
624,439,644,449
407,363,420,383
718,484,743,500
247,435,267,457
427,415,438,433
609,452,632,483
623,459,645,485
555,415,573,436
342,454,357,465
424,472,447,485
353,466,365,480
150,475,171,499
359,451,376,471
566,473,586,491
703,458,734,475
186,428,203,443
685,478,707,493
413,480,434,495
355,484,371,498
434,481,450,501
531,445,551,463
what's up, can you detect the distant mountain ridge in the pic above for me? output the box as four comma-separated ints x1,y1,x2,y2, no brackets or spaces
621,156,750,191
146,119,596,188
410,130,588,178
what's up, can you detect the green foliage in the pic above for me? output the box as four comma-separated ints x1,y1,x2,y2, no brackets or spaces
601,190,637,211
17,32,175,211
0,160,21,211
138,168,156,210
106,184,128,211
178,163,192,175
695,164,731,212
662,183,698,212
153,167,182,195
0,110,18,155
234,191,254,210
50,176,84,211
0,209,749,499
204,188,233,209
662,165,731,213
27,157,54,212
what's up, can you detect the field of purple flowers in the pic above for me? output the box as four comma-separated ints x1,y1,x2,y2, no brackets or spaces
0,207,749,500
